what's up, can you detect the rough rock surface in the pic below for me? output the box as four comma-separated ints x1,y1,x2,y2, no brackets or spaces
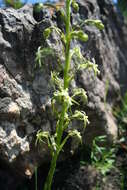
0,0,127,183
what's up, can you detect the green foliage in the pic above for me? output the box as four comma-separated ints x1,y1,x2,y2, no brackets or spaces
117,0,127,19
91,136,116,176
113,92,127,190
116,92,127,123
113,92,127,141
35,1,104,189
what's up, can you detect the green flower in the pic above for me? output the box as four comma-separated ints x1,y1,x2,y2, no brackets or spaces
72,88,87,104
72,110,89,128
68,129,82,142
43,28,51,39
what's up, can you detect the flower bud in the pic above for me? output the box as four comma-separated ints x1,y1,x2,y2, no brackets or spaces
77,30,84,36
78,32,88,42
85,19,104,30
71,30,88,42
72,2,79,13
94,20,104,30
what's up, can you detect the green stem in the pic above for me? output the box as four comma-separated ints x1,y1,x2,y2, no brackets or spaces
64,0,71,89
56,104,67,146
43,152,58,190
56,0,71,146
43,1,71,189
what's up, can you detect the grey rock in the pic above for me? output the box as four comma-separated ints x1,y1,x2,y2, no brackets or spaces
0,121,30,162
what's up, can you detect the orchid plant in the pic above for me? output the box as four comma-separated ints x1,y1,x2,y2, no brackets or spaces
36,1,104,189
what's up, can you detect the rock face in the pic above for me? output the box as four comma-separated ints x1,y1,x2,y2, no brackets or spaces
0,0,127,182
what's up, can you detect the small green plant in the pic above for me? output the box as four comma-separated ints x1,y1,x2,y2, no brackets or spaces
114,92,127,139
35,1,104,189
113,92,127,190
91,136,115,176
117,0,127,19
